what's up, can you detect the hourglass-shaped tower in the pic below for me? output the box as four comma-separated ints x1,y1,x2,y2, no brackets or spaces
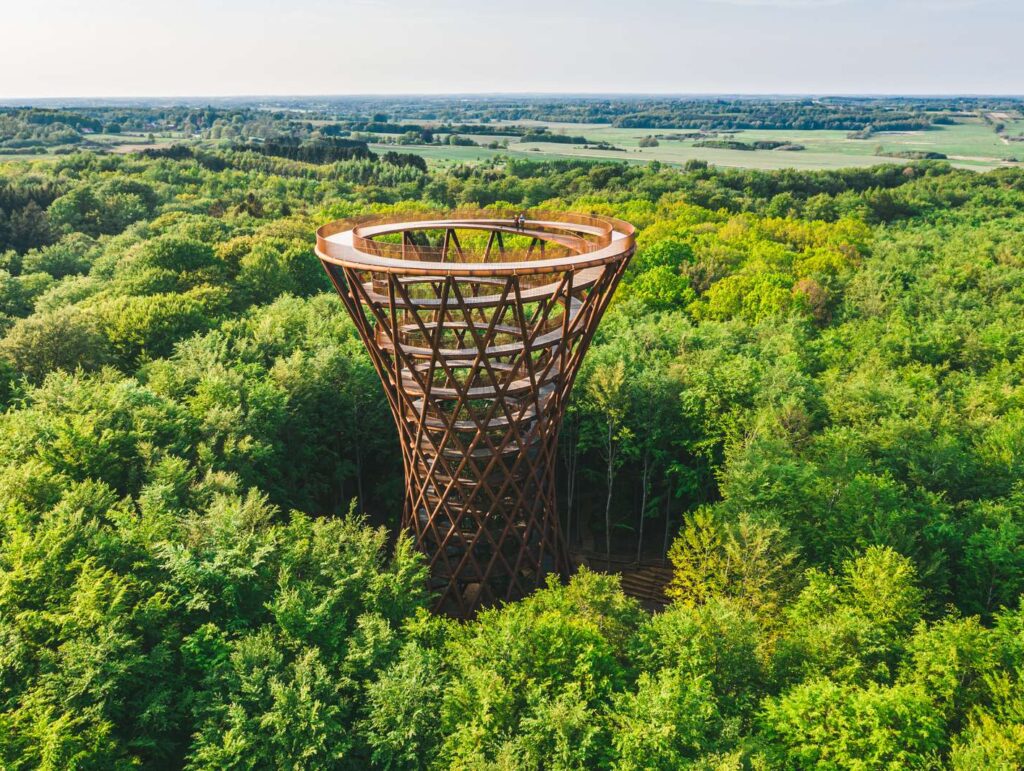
316,212,635,616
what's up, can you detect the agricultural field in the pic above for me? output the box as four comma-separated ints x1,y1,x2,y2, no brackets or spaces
369,117,1024,171
3,99,1024,172
0,131,185,161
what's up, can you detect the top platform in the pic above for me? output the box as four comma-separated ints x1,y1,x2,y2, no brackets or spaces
315,211,636,277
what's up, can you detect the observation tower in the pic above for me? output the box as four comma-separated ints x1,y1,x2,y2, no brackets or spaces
315,211,635,616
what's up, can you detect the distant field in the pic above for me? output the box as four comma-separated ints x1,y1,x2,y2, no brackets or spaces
372,118,1024,172
3,117,1020,173
0,131,184,161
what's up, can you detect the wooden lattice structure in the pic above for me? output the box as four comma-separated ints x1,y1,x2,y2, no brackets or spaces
315,212,635,616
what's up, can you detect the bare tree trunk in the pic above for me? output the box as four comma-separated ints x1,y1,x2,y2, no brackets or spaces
561,414,579,550
567,440,578,549
352,389,364,514
605,423,615,570
565,488,573,553
636,452,649,566
573,469,584,552
662,485,672,564
355,439,364,515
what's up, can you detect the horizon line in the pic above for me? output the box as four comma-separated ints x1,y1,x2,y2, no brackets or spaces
2,91,1024,105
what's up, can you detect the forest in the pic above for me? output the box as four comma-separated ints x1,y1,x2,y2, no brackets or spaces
0,141,1022,768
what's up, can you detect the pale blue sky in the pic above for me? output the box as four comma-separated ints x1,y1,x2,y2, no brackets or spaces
2,0,1021,98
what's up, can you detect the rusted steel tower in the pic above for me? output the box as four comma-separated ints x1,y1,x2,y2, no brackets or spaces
315,212,635,616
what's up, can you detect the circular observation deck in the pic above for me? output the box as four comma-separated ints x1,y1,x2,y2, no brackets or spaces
315,211,635,277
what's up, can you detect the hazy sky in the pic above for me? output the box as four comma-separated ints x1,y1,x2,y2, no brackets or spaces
2,0,1021,98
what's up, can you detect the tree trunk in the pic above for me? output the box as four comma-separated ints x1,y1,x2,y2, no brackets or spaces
565,488,573,553
605,423,615,570
567,440,578,549
561,414,579,550
662,486,672,564
636,452,649,566
353,389,365,514
354,438,364,515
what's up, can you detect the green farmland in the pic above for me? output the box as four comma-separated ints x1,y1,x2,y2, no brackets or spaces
0,131,185,162
370,117,1024,171
3,101,1022,172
